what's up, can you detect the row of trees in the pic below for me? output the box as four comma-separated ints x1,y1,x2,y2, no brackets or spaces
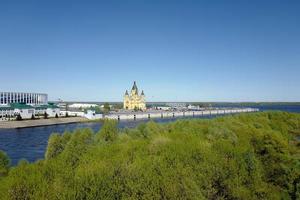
0,111,299,199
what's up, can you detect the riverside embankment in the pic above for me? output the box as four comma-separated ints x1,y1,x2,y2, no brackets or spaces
0,108,258,129
0,117,86,129
106,108,259,120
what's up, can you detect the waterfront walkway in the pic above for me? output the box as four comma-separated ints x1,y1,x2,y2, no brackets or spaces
0,108,259,129
106,108,259,121
0,117,86,129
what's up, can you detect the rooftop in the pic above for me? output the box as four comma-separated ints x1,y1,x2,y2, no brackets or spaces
35,103,59,109
0,106,13,111
10,103,34,109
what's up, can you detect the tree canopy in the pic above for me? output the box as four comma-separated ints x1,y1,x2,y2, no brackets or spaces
0,111,299,200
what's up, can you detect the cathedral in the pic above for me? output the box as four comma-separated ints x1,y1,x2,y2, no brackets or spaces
123,81,146,110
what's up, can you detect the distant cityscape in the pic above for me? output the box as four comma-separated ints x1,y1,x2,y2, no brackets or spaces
0,81,261,125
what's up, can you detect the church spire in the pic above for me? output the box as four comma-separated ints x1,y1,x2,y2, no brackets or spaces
131,81,138,95
132,81,138,90
141,90,145,96
125,90,129,96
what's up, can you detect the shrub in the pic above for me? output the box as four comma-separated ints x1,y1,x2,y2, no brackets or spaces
0,150,10,176
0,111,299,199
96,120,118,143
16,114,22,121
45,132,71,160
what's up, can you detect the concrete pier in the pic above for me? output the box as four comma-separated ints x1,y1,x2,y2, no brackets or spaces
105,108,259,121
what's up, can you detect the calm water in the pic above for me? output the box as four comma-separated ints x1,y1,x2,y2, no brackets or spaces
0,105,300,165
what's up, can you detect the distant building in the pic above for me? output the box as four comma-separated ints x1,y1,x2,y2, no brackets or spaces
0,92,47,105
166,102,187,109
0,103,60,120
123,81,146,110
69,103,99,109
35,103,60,118
0,103,35,119
155,106,172,111
11,103,36,119
84,110,103,120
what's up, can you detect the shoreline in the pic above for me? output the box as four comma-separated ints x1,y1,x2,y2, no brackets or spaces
0,108,259,129
106,108,259,120
0,117,87,129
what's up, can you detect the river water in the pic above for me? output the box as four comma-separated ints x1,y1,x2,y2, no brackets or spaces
0,105,299,165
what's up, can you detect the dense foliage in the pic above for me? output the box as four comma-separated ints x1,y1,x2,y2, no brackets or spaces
0,150,10,177
0,112,299,200
191,102,300,107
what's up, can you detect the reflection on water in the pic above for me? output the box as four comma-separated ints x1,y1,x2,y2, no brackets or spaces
0,104,300,165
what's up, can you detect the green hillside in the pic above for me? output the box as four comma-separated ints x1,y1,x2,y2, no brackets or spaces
0,112,299,200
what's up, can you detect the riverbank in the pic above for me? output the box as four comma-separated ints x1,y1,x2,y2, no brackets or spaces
0,117,86,129
106,108,259,120
0,108,259,129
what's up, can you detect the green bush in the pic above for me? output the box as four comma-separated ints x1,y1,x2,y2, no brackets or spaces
0,111,299,199
96,120,118,143
45,132,71,160
0,150,10,177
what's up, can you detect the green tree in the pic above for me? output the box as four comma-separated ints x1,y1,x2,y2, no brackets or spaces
103,103,111,114
61,128,93,167
45,133,70,160
0,150,10,176
96,120,118,142
16,114,22,121
0,111,299,199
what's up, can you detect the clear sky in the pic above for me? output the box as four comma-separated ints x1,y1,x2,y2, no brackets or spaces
0,0,299,102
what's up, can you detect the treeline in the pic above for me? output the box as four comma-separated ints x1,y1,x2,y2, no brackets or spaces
190,102,300,107
0,112,300,199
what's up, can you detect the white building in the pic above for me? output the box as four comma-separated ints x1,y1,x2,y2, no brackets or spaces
155,106,172,111
187,104,203,110
84,110,103,120
0,103,61,120
15,106,35,119
0,92,48,105
60,111,85,117
0,107,14,121
35,104,60,118
69,103,99,109
166,102,187,109
8,103,35,119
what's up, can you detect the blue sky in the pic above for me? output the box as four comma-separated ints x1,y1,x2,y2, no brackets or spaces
0,0,299,102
